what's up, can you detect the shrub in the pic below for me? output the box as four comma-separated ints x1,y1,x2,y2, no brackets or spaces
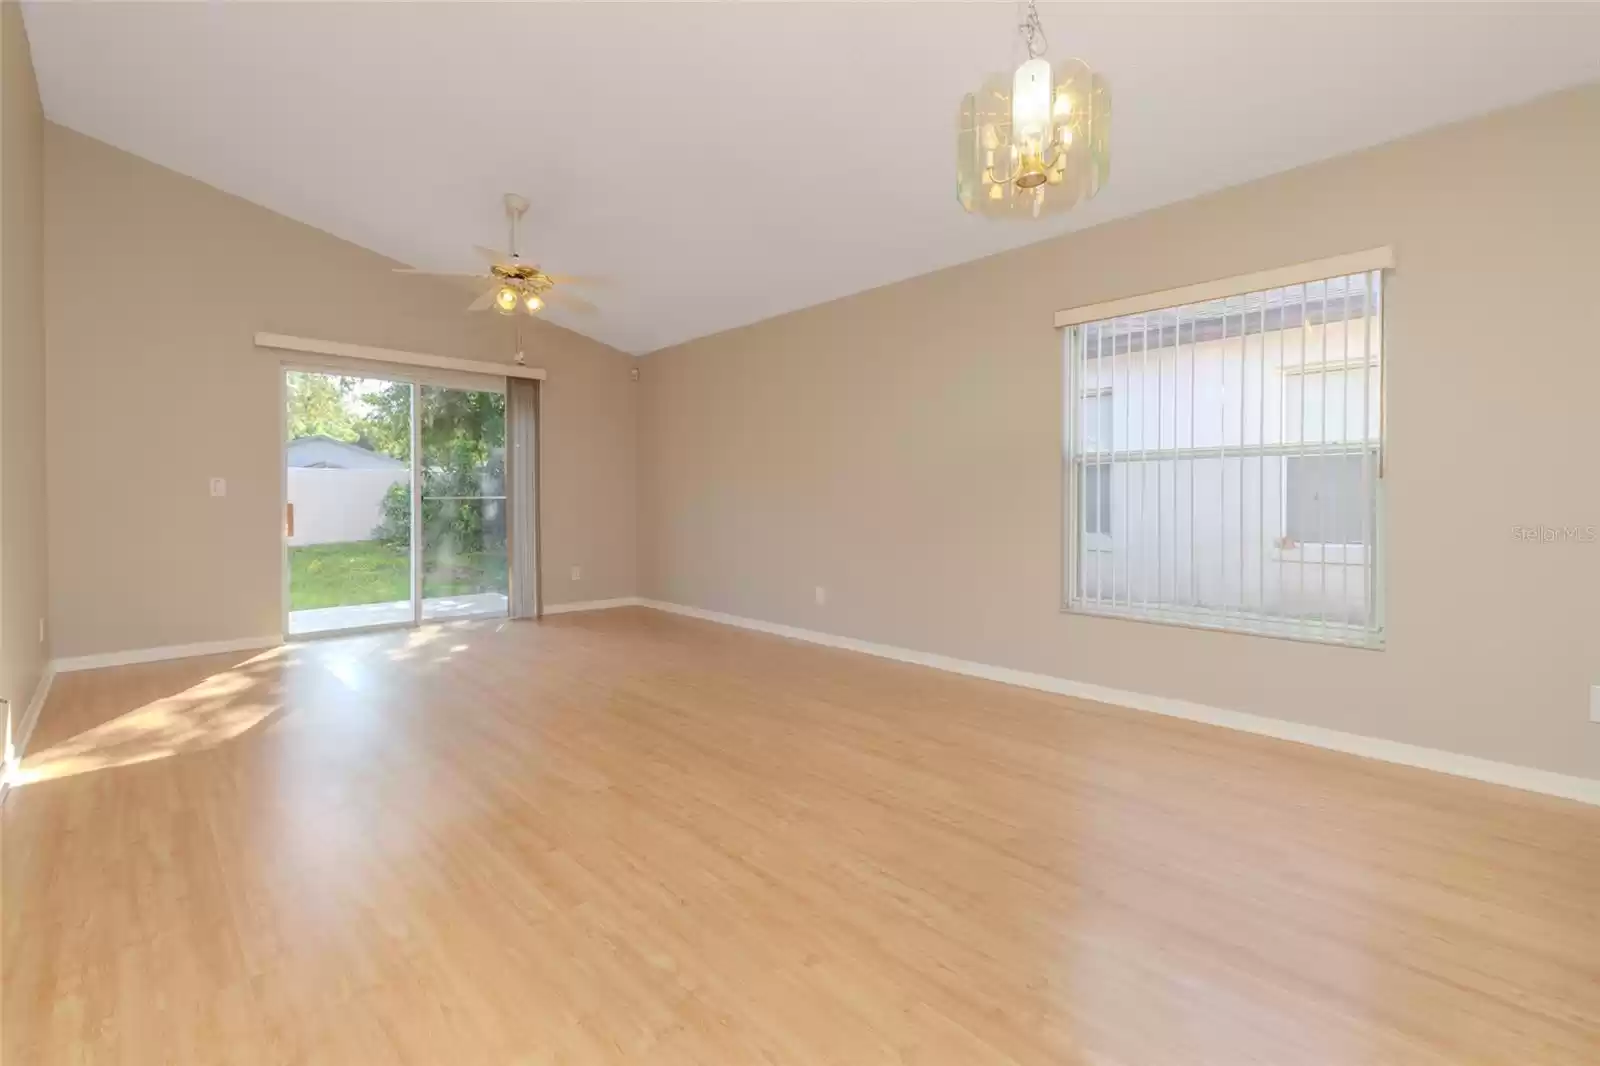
372,464,506,555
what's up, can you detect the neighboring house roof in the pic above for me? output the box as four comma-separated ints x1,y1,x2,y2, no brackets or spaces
1083,276,1373,359
286,436,405,469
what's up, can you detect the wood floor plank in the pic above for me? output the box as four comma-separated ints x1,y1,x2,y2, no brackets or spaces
4,607,1597,1064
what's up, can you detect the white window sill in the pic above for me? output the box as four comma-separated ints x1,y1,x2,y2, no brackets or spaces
1064,599,1385,649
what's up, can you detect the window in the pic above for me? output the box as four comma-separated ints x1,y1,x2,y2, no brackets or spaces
1284,454,1365,547
1083,464,1111,539
1062,263,1385,645
1081,389,1113,542
1082,389,1112,451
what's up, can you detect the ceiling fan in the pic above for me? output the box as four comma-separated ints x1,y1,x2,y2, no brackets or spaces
395,194,602,317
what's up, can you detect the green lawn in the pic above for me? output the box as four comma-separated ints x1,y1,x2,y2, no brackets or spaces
289,541,507,610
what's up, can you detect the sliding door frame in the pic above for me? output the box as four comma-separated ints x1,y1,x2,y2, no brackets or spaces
409,381,423,627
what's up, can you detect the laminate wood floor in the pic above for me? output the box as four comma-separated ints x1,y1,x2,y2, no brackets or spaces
4,608,1597,1065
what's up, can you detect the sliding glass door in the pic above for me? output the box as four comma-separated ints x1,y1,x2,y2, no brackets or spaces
285,370,516,636
420,385,508,621
285,371,415,635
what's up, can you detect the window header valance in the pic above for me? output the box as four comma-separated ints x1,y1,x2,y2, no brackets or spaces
255,332,547,382
1054,247,1394,329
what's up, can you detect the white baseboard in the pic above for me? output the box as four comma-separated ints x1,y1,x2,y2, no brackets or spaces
14,664,56,760
51,635,282,674
638,599,1600,808
3,664,58,800
542,597,644,616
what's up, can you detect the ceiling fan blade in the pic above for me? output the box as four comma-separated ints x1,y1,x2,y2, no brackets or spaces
467,287,498,312
474,245,516,265
543,273,612,288
543,289,597,315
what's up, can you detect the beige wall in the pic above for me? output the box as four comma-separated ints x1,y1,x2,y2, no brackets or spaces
45,125,637,658
1,2,50,718
639,85,1600,780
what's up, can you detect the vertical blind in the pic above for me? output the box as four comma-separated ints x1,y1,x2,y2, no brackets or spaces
1064,269,1385,646
506,377,541,620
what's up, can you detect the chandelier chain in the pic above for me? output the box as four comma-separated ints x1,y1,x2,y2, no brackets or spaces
1019,0,1048,59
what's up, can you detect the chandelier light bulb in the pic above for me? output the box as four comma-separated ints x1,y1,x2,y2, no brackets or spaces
524,293,544,313
1011,58,1053,143
494,285,520,313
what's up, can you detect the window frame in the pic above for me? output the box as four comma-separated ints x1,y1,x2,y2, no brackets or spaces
1059,256,1389,648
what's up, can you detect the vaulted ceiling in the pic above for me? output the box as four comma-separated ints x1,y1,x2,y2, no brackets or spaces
24,2,1600,353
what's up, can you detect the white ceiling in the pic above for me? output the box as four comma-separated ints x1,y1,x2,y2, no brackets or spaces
23,2,1600,354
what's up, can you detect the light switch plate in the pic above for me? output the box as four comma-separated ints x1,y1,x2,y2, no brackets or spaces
815,586,827,606
209,477,227,497
1591,685,1600,724
570,565,581,581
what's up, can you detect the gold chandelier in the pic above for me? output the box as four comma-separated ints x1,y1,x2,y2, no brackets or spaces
957,1,1111,219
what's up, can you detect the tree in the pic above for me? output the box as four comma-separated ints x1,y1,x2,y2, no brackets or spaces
286,374,416,460
354,381,413,461
371,388,507,555
355,383,503,465
286,372,360,443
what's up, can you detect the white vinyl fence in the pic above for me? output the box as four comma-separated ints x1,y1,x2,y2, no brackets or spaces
287,467,408,546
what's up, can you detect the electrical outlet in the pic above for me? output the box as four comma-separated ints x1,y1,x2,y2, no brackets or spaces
815,586,827,606
1591,685,1600,724
209,477,227,497
570,565,582,582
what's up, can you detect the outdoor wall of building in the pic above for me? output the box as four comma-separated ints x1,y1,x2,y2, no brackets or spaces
286,467,407,547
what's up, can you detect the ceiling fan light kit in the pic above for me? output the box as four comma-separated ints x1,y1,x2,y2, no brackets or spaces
957,0,1111,219
485,193,553,317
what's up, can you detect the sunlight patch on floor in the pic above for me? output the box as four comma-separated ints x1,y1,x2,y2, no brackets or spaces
8,648,289,787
